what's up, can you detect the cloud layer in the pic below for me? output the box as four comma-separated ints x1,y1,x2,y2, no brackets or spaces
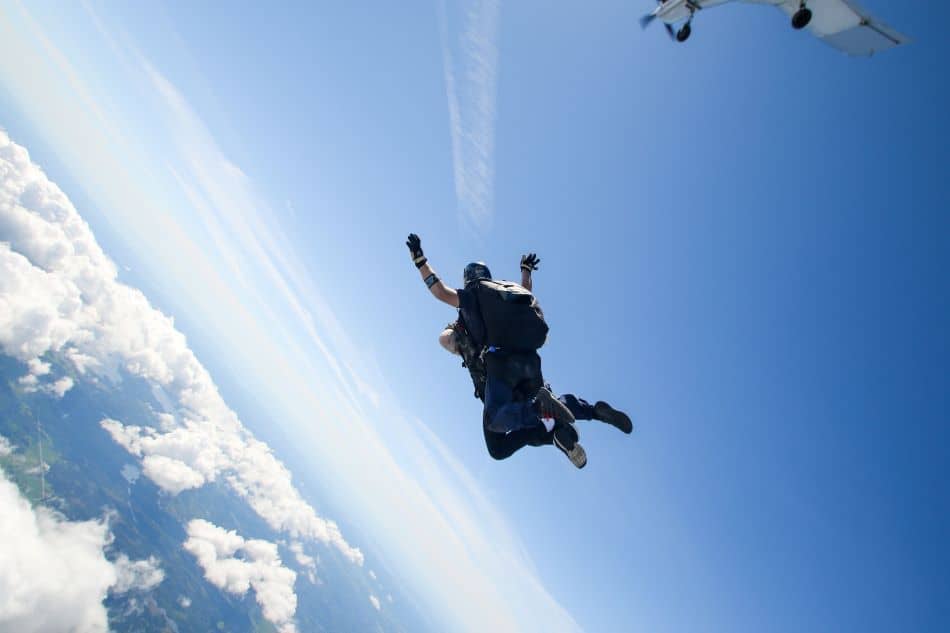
0,130,362,569
184,519,298,633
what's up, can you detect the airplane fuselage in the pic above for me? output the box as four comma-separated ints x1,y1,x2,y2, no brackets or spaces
652,0,732,25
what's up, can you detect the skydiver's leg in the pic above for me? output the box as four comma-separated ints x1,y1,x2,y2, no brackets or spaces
484,386,542,434
482,373,513,427
482,421,549,461
552,388,632,433
525,428,555,447
561,394,633,434
559,394,596,420
483,358,545,434
591,401,633,433
481,381,586,466
481,361,550,459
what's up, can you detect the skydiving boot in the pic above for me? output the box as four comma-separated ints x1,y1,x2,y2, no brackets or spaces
553,422,587,469
593,401,633,434
534,386,575,429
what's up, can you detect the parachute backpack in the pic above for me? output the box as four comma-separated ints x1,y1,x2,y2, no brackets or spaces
474,279,549,351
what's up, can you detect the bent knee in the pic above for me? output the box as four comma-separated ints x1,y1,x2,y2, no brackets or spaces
484,435,513,460
485,442,511,460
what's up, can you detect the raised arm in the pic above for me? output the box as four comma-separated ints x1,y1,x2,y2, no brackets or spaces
520,252,539,292
407,233,459,308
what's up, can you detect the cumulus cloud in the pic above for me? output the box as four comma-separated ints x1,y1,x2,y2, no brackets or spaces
18,371,73,397
368,569,377,581
288,541,318,584
0,464,166,633
120,463,140,485
288,542,315,570
15,358,74,397
26,358,50,376
0,468,114,633
178,595,191,609
49,375,74,397
65,348,99,374
18,373,39,389
369,594,381,611
184,519,298,633
0,435,13,457
111,554,165,594
0,130,361,565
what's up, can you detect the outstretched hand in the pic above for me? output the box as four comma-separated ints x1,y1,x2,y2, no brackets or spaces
406,233,422,257
520,253,540,272
407,233,426,267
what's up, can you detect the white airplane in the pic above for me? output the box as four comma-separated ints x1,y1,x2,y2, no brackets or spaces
640,0,909,55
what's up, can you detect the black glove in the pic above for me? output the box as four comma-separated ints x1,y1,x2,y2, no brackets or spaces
406,233,427,268
520,253,540,272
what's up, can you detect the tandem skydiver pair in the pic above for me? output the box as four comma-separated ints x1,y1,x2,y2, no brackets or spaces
407,233,632,469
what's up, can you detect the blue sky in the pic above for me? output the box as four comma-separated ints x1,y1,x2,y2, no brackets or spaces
0,1,947,631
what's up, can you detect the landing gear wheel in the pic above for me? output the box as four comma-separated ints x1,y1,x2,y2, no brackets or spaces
791,8,812,30
676,22,692,42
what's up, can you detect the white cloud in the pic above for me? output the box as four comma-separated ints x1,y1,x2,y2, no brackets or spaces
177,595,191,609
27,358,51,376
0,129,362,565
184,519,298,633
0,468,115,633
153,411,177,432
369,594,381,611
49,376,74,397
439,0,500,233
0,465,165,633
368,569,377,581
17,366,74,398
288,542,315,569
120,463,140,485
18,358,49,393
111,554,165,594
0,435,13,457
18,373,39,390
65,348,99,374
288,541,318,584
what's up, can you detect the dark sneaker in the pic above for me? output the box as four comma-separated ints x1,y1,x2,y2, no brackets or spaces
534,387,575,429
553,423,587,469
593,401,633,434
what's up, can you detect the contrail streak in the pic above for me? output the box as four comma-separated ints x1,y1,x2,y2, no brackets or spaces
439,0,500,235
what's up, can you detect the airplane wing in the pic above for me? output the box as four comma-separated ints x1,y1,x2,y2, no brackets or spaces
651,1,732,26
747,0,910,55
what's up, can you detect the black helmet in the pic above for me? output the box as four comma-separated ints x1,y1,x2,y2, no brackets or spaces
463,261,492,287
